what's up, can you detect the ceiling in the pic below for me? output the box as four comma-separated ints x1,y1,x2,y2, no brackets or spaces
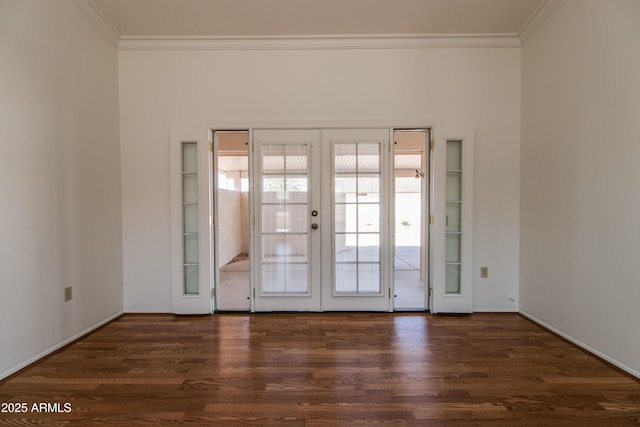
91,0,545,38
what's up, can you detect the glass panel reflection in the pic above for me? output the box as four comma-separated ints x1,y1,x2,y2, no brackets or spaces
335,234,357,262
184,235,199,264
446,234,460,263
285,264,308,293
335,263,357,293
183,204,198,234
446,264,461,294
446,203,461,233
184,265,199,295
446,140,462,171
182,143,197,173
357,204,379,233
182,174,198,203
262,263,285,293
358,143,380,172
446,173,461,201
358,233,380,262
358,264,380,292
335,143,357,172
358,176,380,202
285,234,308,263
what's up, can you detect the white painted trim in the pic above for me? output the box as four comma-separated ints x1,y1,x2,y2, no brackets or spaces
518,0,562,44
0,311,123,381
123,309,171,314
73,0,121,48
520,311,640,380
119,34,520,51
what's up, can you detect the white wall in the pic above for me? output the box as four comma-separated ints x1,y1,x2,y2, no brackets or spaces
119,45,521,312
521,0,640,375
0,0,123,377
217,189,243,266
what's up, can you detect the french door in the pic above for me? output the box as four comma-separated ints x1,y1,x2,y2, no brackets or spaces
253,130,321,311
253,129,391,312
321,129,390,311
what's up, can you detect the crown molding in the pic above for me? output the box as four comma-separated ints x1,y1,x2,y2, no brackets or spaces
73,0,120,48
518,0,562,44
119,34,521,51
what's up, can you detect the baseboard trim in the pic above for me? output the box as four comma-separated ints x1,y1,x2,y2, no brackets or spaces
519,310,640,381
0,311,124,381
124,310,173,314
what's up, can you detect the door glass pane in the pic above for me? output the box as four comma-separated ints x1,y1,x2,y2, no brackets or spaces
263,234,286,263
445,138,463,295
285,234,308,263
285,176,308,203
446,234,460,263
262,144,285,172
335,176,357,202
263,263,285,293
446,140,462,171
335,234,357,262
182,143,197,173
184,265,199,294
334,141,382,295
358,264,380,293
260,142,310,295
183,205,198,233
262,176,285,203
285,144,308,172
446,172,461,201
358,176,380,202
446,264,461,294
335,143,357,172
216,132,251,310
182,174,198,203
335,204,357,233
262,204,285,233
181,142,199,296
358,233,380,262
184,235,199,264
357,204,379,233
285,205,307,233
285,264,308,293
446,203,461,233
335,263,357,293
358,143,380,172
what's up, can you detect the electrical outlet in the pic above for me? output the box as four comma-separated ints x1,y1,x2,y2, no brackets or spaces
64,286,72,302
480,267,489,279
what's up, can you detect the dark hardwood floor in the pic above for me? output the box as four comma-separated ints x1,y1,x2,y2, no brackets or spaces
1,313,639,426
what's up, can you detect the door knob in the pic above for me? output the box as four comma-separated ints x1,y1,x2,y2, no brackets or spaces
311,210,318,217
311,223,319,230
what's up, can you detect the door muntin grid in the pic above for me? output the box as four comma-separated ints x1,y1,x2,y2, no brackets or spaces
333,142,382,295
260,143,310,295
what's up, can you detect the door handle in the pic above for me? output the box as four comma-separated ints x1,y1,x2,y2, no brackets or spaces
311,223,319,230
